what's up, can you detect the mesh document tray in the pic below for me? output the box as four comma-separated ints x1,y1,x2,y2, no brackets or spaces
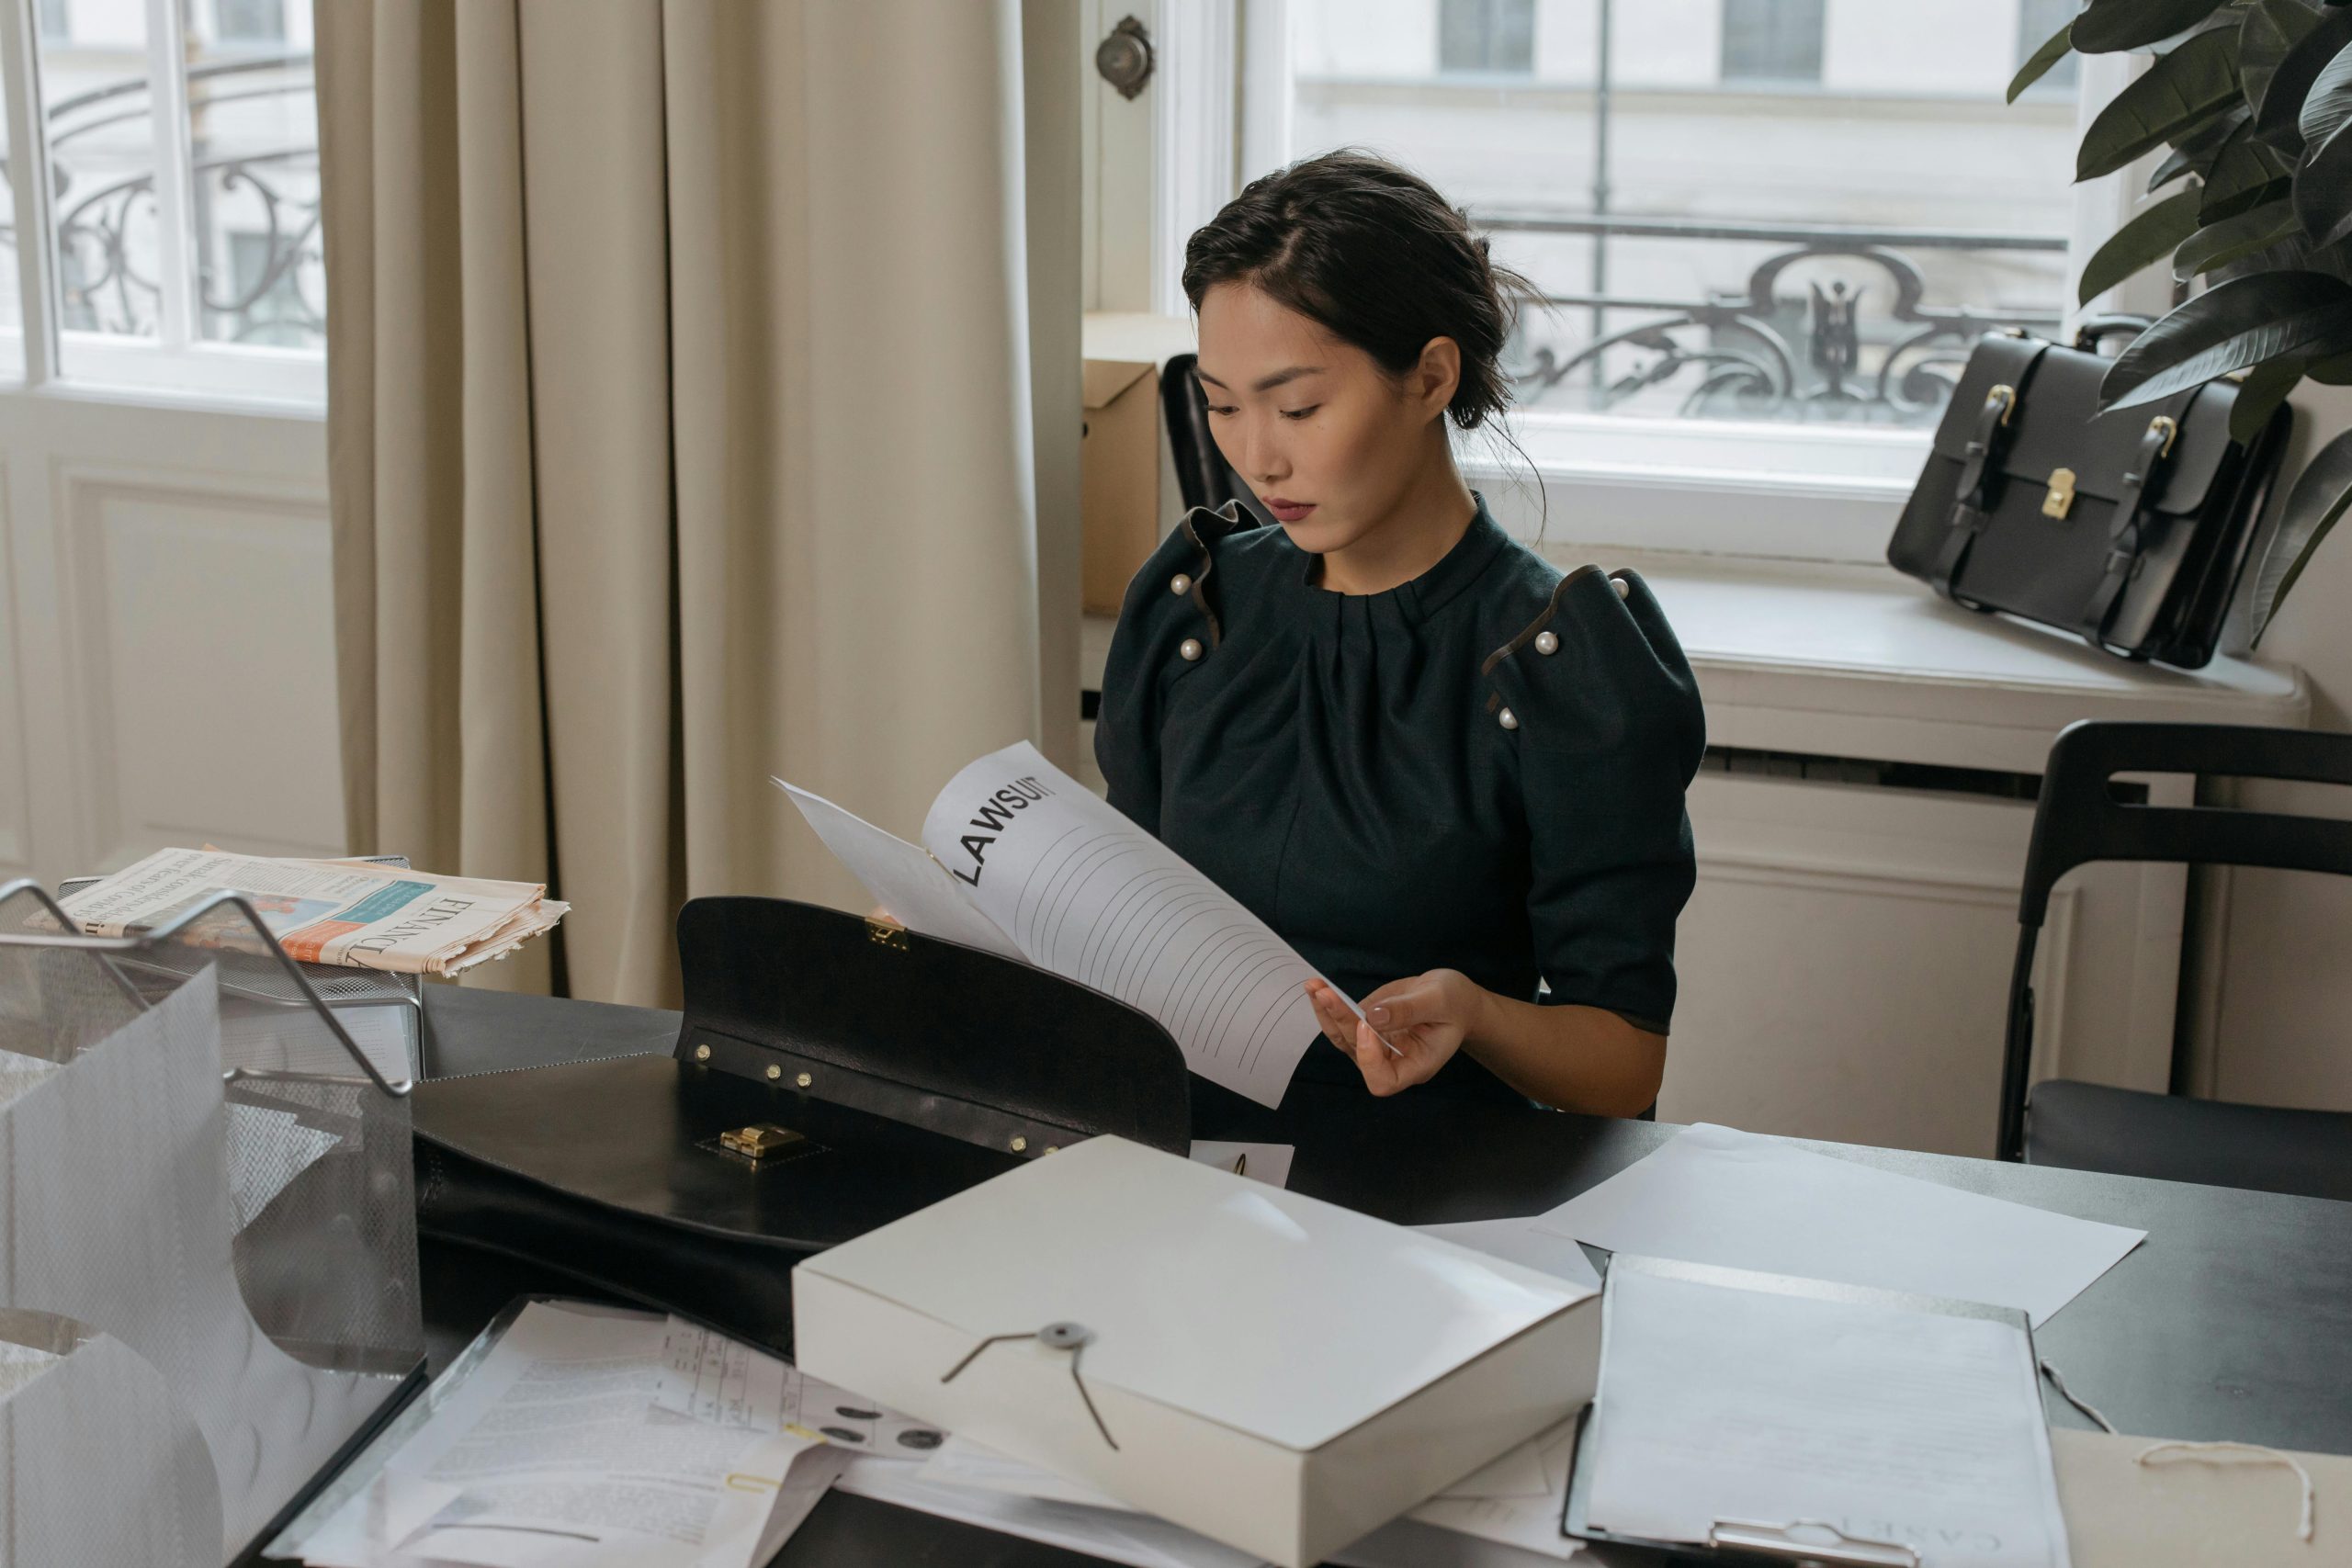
0,878,424,1567
412,895,1192,1356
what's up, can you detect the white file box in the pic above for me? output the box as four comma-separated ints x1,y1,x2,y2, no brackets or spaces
793,1135,1600,1567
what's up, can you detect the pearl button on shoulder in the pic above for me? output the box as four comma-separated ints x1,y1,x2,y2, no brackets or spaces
1179,637,1203,661
1170,573,1192,595
1534,629,1559,655
1498,706,1519,731
1613,575,1631,599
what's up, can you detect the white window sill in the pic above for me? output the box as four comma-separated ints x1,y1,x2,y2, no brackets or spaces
1080,560,2309,776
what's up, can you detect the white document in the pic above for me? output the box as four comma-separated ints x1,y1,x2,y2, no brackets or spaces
1413,1218,1602,1292
1188,1140,1295,1189
922,742,1327,1106
1584,1266,2071,1568
1388,1417,1581,1561
1532,1123,2144,1325
299,1303,816,1568
652,1315,945,1457
781,742,1350,1106
775,782,1025,961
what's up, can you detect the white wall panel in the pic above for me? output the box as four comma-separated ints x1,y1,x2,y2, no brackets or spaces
0,457,29,877
62,469,341,869
0,388,333,886
1663,773,2101,1159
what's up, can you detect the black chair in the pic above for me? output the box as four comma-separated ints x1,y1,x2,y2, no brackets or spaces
2000,720,2352,1201
1159,352,1272,527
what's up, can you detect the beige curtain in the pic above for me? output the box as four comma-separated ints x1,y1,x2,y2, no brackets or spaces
318,0,1079,1005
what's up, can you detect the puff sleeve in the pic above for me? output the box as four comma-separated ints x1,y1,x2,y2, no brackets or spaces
1093,503,1238,837
1486,567,1705,1033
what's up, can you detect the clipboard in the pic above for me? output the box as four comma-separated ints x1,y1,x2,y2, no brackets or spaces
1560,1254,2050,1568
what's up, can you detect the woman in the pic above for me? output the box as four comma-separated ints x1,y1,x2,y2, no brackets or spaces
1094,151,1705,1122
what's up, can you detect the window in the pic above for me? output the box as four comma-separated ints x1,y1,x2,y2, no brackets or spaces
0,52,18,382
216,0,288,48
1268,0,2075,436
1232,0,2097,559
1720,0,1825,85
5,0,323,400
1440,0,1534,76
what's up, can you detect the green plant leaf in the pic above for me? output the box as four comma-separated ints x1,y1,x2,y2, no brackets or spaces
2080,190,2208,303
2251,430,2352,644
2081,28,2246,179
2296,114,2352,244
2231,356,2305,441
2301,38,2352,145
2203,119,2296,216
2256,7,2352,152
2150,105,2256,190
2100,270,2352,410
2009,17,2076,102
2245,0,2326,115
2175,200,2302,278
2075,0,2232,52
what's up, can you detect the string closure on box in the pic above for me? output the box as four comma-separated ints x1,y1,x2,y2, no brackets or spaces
942,1320,1119,1451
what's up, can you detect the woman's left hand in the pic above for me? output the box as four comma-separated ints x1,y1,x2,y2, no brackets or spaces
1304,970,1491,1097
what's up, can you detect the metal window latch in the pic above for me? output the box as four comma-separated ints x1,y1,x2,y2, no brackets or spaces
943,1321,1119,1450
2042,467,2076,519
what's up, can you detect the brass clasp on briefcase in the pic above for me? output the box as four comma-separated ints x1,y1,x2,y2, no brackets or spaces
2042,468,2076,520
718,1123,809,1161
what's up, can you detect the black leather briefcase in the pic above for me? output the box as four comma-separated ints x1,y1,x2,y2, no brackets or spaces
413,896,1190,1354
1886,326,2290,668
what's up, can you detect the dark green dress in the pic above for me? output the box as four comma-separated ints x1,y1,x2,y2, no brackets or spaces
1094,492,1705,1113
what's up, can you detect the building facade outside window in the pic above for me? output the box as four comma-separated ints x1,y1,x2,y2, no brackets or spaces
1719,0,1826,85
1441,0,1536,75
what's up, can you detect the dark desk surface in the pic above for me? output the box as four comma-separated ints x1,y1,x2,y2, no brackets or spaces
418,984,2352,1566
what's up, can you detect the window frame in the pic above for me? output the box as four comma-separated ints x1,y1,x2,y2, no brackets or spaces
1187,0,2158,566
0,0,325,410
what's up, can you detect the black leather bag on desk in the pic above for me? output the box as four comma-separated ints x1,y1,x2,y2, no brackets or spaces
413,896,1190,1354
1886,324,2291,668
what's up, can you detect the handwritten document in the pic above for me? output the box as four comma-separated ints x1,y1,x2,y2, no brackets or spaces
921,743,1322,1107
1586,1266,2071,1568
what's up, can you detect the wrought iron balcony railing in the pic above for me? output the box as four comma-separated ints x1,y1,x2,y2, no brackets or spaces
1,51,322,349
1479,211,2068,426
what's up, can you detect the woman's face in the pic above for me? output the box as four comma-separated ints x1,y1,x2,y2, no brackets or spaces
1194,281,1458,558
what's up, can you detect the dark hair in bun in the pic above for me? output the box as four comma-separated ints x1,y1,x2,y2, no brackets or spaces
1181,149,1533,432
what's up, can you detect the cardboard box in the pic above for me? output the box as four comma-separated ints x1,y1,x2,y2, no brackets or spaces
793,1136,1601,1568
1082,359,1162,615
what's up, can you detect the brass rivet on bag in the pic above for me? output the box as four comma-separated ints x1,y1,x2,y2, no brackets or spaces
765,1065,782,1081
796,1071,813,1089
1012,1135,1029,1153
1044,1145,1059,1155
694,1043,711,1062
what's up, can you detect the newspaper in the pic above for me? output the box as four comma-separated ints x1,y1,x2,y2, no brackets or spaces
56,848,569,976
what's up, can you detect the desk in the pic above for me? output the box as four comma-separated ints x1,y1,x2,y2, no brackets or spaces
416,985,2352,1567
